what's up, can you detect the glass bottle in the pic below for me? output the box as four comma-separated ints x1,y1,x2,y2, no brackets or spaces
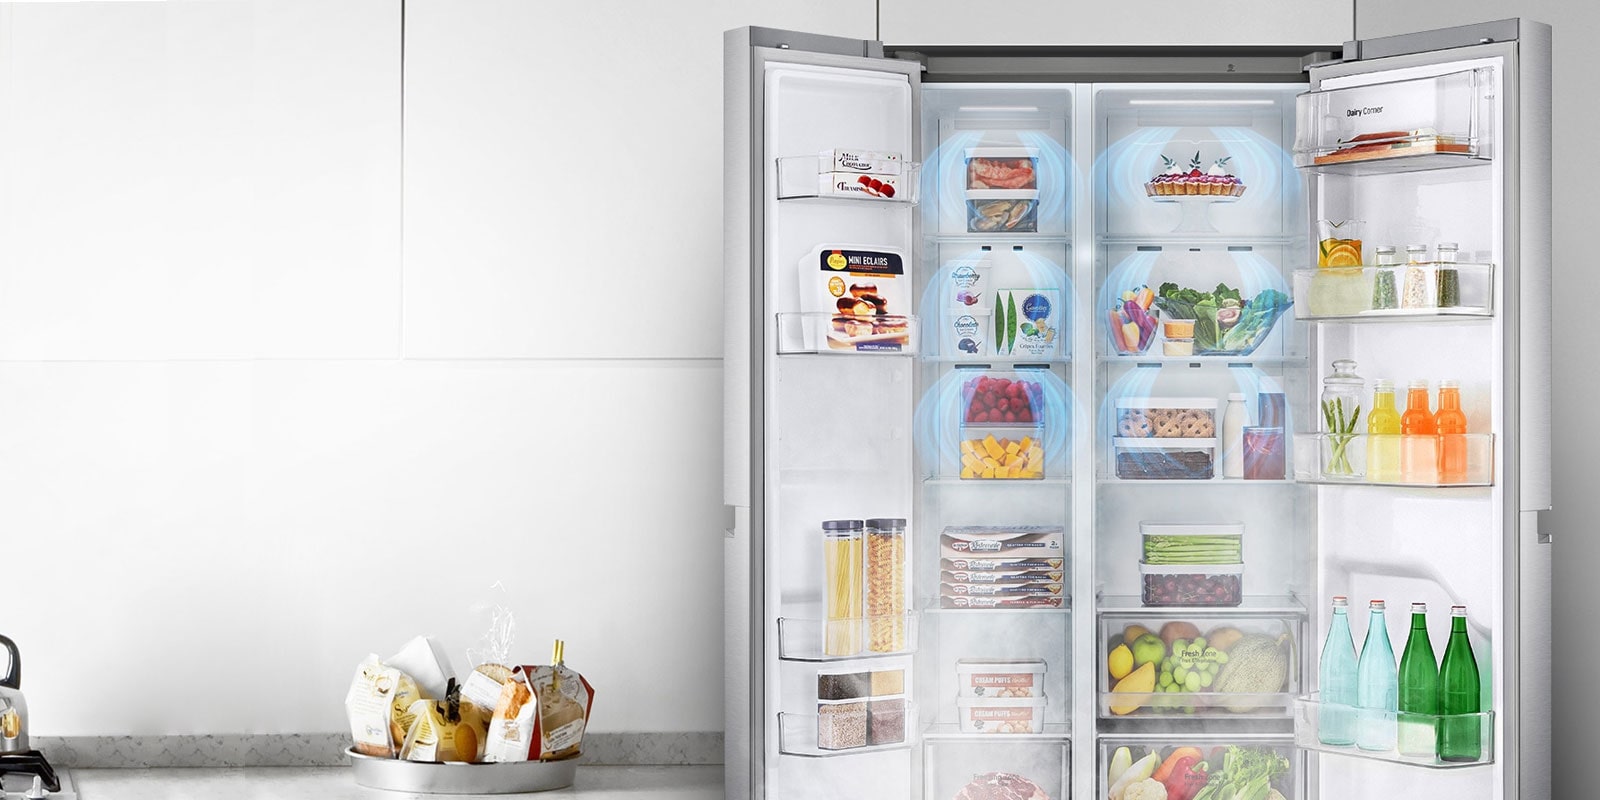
1371,245,1399,311
821,520,863,656
1402,244,1433,309
1435,380,1469,483
1436,242,1461,308
1401,380,1439,484
1368,379,1403,483
1397,602,1439,757
1438,605,1483,762
864,518,906,653
1320,360,1364,479
1318,596,1359,745
1356,599,1398,751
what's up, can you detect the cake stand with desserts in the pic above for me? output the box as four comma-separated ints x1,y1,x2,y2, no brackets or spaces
1144,153,1247,233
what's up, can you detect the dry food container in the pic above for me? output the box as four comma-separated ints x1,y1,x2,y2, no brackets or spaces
1114,437,1218,480
1140,563,1244,607
820,520,863,656
869,669,905,697
955,694,1048,734
1115,397,1219,439
867,696,906,745
965,147,1040,190
816,699,868,750
864,518,907,653
966,190,1039,233
956,659,1047,698
816,669,869,701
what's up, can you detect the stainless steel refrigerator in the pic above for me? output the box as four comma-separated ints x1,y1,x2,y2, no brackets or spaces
724,18,1550,800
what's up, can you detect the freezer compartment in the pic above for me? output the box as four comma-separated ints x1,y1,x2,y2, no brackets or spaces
776,155,922,202
1293,693,1494,768
1292,433,1495,487
924,739,1069,800
778,613,919,661
1099,611,1300,719
778,701,918,757
1294,68,1494,173
775,312,919,355
1100,737,1298,800
1293,263,1494,319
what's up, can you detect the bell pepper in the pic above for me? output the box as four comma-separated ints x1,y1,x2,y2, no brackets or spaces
1160,755,1210,800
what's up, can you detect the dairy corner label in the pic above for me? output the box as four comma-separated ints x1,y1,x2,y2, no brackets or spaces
822,148,902,175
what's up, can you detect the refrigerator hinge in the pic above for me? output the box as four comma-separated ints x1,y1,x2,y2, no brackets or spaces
1301,49,1344,71
891,50,929,71
1536,509,1553,544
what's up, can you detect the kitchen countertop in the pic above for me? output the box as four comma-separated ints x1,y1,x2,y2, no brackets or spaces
65,765,722,800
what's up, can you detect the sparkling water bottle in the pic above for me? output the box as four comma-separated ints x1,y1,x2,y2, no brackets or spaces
1318,596,1359,745
1356,599,1398,751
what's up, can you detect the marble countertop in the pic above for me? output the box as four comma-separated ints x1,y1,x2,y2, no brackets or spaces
63,765,722,800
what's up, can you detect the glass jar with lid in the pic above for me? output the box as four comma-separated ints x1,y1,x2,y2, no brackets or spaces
1402,245,1434,309
1436,241,1461,308
1371,246,1399,310
1321,359,1365,479
864,518,906,653
821,519,863,656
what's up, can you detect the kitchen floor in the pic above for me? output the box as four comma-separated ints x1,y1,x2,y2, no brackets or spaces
64,765,722,799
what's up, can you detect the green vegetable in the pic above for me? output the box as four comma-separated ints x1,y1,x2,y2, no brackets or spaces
1190,747,1290,800
994,295,1004,354
1321,396,1362,476
1006,293,1018,354
1143,535,1242,564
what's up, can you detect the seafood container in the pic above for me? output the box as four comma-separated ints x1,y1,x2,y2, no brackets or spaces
966,190,1038,233
965,147,1039,190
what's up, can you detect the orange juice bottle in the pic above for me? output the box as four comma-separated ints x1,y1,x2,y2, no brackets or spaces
1367,379,1402,483
1400,380,1438,484
1435,380,1469,483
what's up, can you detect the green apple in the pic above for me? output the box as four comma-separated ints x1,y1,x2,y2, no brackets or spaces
1132,633,1166,667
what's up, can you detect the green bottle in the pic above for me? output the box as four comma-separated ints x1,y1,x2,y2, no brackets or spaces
1438,604,1482,761
1396,602,1438,757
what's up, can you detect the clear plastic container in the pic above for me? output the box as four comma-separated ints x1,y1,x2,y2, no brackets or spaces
867,696,906,745
965,147,1039,191
966,190,1039,233
956,694,1048,734
816,699,869,750
1116,397,1219,439
956,659,1048,698
961,370,1045,426
864,518,907,654
1139,521,1244,563
1114,437,1217,480
1294,68,1493,172
1140,563,1244,607
821,520,863,657
959,427,1046,480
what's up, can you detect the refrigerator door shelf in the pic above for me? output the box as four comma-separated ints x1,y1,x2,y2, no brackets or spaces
778,614,919,662
1293,263,1495,320
777,704,918,758
1292,433,1495,487
1293,68,1495,172
1293,693,1495,769
776,155,922,204
775,312,920,356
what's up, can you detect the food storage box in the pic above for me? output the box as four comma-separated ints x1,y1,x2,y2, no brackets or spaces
940,526,1065,559
867,696,906,745
1140,563,1244,607
816,669,869,700
1116,397,1219,439
966,190,1038,233
956,659,1047,699
965,147,1039,190
816,699,868,750
939,595,1066,610
961,371,1044,426
959,428,1045,480
869,669,905,697
956,694,1047,734
1114,437,1217,480
992,289,1060,358
1140,522,1244,563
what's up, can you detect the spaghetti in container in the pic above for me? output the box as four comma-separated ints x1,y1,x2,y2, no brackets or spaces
822,520,864,656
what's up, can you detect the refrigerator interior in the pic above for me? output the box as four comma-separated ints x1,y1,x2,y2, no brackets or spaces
746,33,1534,800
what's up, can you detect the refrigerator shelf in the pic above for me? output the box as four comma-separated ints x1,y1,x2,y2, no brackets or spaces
1096,355,1307,367
1299,149,1491,176
922,476,1070,487
1097,477,1297,486
1097,595,1307,616
776,312,919,356
1293,263,1494,319
926,232,1071,245
778,705,918,758
1293,694,1495,768
923,606,1071,616
922,722,1071,741
925,354,1071,366
1293,433,1495,487
775,155,922,203
1097,233,1300,247
778,614,919,662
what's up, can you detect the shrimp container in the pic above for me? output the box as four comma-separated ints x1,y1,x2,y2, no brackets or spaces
966,190,1038,233
965,147,1039,190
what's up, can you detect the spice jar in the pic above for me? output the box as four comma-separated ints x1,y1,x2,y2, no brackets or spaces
1436,241,1460,308
1402,244,1433,309
865,518,906,653
1371,245,1399,311
821,520,863,656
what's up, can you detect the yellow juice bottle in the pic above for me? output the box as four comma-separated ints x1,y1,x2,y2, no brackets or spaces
1367,379,1402,483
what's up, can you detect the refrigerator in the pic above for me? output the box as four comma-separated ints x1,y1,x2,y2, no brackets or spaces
723,18,1550,800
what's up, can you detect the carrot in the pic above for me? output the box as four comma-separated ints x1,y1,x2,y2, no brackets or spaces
1151,746,1204,783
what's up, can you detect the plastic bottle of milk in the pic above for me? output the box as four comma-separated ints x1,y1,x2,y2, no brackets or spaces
1221,393,1247,479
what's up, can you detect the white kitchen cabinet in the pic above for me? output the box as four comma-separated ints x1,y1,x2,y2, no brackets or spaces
879,0,1353,46
0,0,402,360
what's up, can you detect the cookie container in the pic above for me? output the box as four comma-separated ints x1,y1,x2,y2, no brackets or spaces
955,694,1048,734
956,659,1048,698
1116,397,1219,439
1114,437,1218,480
1140,563,1244,607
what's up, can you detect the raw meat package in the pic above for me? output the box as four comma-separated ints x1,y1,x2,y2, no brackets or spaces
798,245,911,352
940,526,1065,560
965,147,1039,190
955,772,1051,800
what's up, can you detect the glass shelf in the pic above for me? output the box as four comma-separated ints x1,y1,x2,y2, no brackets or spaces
1293,694,1495,768
1098,478,1297,486
1300,150,1491,176
778,704,916,758
924,355,1071,366
777,614,918,662
922,722,1071,741
927,232,1071,245
1097,233,1299,247
1097,594,1307,616
1293,433,1494,487
923,605,1072,616
775,312,918,355
1293,263,1493,319
1097,355,1307,367
776,155,921,203
923,477,1071,487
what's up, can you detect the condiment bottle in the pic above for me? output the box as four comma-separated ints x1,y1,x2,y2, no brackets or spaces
1402,244,1433,309
1221,393,1248,479
1371,245,1399,311
1436,242,1461,308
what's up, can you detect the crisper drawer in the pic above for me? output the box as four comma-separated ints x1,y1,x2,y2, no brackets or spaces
1293,68,1495,173
1098,611,1302,719
1101,737,1298,800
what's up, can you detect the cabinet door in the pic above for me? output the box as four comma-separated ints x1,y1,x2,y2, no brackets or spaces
0,0,401,359
879,0,1353,47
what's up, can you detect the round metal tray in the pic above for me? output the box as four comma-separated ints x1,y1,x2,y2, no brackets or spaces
347,748,579,794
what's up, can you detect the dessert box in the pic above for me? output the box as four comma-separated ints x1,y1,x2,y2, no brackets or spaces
956,694,1048,734
940,526,1065,559
956,659,1047,699
797,245,912,352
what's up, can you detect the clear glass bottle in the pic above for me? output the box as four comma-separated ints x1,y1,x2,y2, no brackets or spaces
1371,245,1399,311
1320,360,1364,479
1357,599,1398,751
1436,242,1461,308
1319,596,1359,745
1402,244,1433,309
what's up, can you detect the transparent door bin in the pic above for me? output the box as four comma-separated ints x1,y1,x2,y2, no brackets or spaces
775,312,919,355
1293,694,1495,768
925,739,1068,800
1098,613,1299,719
1292,433,1495,486
1293,68,1493,173
1293,263,1494,320
778,701,917,757
778,613,919,662
1101,738,1298,800
775,155,922,203
959,426,1047,480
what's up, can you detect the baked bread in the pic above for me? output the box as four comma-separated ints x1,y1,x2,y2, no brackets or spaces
954,772,1050,800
